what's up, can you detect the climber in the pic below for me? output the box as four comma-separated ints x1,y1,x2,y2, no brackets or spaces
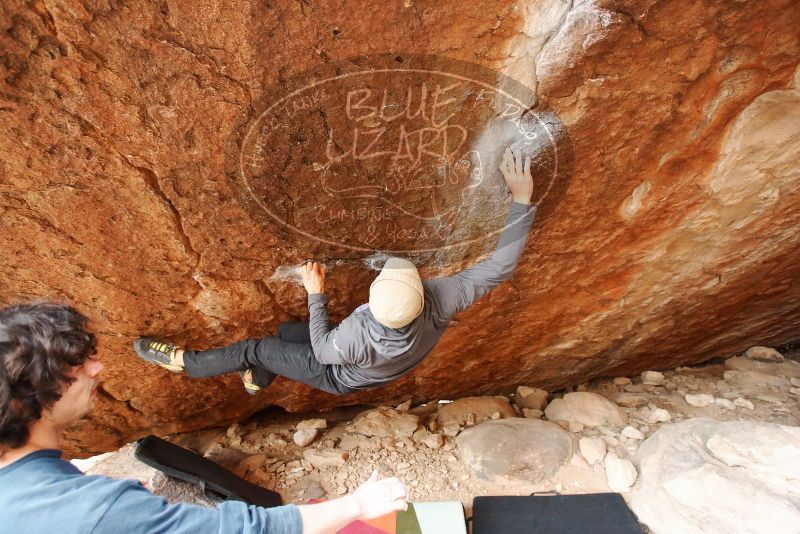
134,147,536,396
0,302,408,534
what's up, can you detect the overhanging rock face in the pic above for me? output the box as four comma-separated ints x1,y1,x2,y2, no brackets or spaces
1,0,798,456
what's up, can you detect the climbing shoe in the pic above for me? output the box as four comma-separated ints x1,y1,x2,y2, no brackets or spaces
134,337,183,373
240,369,261,395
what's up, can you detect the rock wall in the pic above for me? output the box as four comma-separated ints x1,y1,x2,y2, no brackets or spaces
1,0,798,456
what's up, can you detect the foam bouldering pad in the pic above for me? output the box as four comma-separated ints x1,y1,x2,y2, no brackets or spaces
471,493,642,534
134,434,282,508
308,500,467,533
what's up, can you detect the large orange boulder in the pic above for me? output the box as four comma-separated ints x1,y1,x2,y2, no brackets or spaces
1,0,798,456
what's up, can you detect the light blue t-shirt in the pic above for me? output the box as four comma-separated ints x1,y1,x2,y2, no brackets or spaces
0,449,302,534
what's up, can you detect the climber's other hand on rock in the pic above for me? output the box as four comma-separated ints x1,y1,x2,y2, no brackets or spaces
500,147,533,205
301,261,326,294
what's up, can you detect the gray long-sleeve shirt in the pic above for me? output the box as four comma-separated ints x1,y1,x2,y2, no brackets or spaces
307,201,537,390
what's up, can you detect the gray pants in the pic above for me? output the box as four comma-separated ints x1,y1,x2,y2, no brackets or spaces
182,322,356,395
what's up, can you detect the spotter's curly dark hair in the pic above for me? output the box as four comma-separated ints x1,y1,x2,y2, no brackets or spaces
0,302,96,453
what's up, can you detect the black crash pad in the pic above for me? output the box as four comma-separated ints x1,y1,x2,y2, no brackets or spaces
134,434,282,508
472,493,643,534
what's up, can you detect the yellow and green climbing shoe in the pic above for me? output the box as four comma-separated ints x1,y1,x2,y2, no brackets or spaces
240,369,261,395
134,337,183,373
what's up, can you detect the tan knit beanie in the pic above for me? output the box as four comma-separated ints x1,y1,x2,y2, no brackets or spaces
369,257,424,329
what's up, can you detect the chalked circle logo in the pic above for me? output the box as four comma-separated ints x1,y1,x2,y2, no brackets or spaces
229,54,572,255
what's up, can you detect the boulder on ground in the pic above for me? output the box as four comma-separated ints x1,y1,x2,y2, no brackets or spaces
302,448,347,469
615,393,649,408
641,371,665,386
457,419,572,486
437,396,515,427
714,398,735,410
648,408,672,424
411,427,445,449
515,386,549,410
544,392,628,428
421,433,445,449
579,437,607,465
297,418,327,430
744,346,785,362
723,370,790,387
685,393,715,407
622,426,645,440
630,418,800,534
395,399,413,411
293,428,319,447
441,423,461,437
349,407,419,438
725,356,800,379
604,452,638,492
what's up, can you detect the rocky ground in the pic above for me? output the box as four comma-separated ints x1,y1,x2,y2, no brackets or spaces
81,344,800,532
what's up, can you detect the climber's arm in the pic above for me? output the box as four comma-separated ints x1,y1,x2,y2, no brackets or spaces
302,261,359,365
426,149,536,324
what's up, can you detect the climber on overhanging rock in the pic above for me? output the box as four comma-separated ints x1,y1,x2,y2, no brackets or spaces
134,148,536,396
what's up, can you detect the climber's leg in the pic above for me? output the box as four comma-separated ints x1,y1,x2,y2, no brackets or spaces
277,321,312,343
182,336,354,395
181,338,264,377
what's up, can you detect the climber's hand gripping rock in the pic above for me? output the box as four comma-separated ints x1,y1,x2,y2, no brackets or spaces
500,148,534,205
301,261,326,294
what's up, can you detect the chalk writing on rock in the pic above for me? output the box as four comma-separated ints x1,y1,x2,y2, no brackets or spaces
228,53,573,260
